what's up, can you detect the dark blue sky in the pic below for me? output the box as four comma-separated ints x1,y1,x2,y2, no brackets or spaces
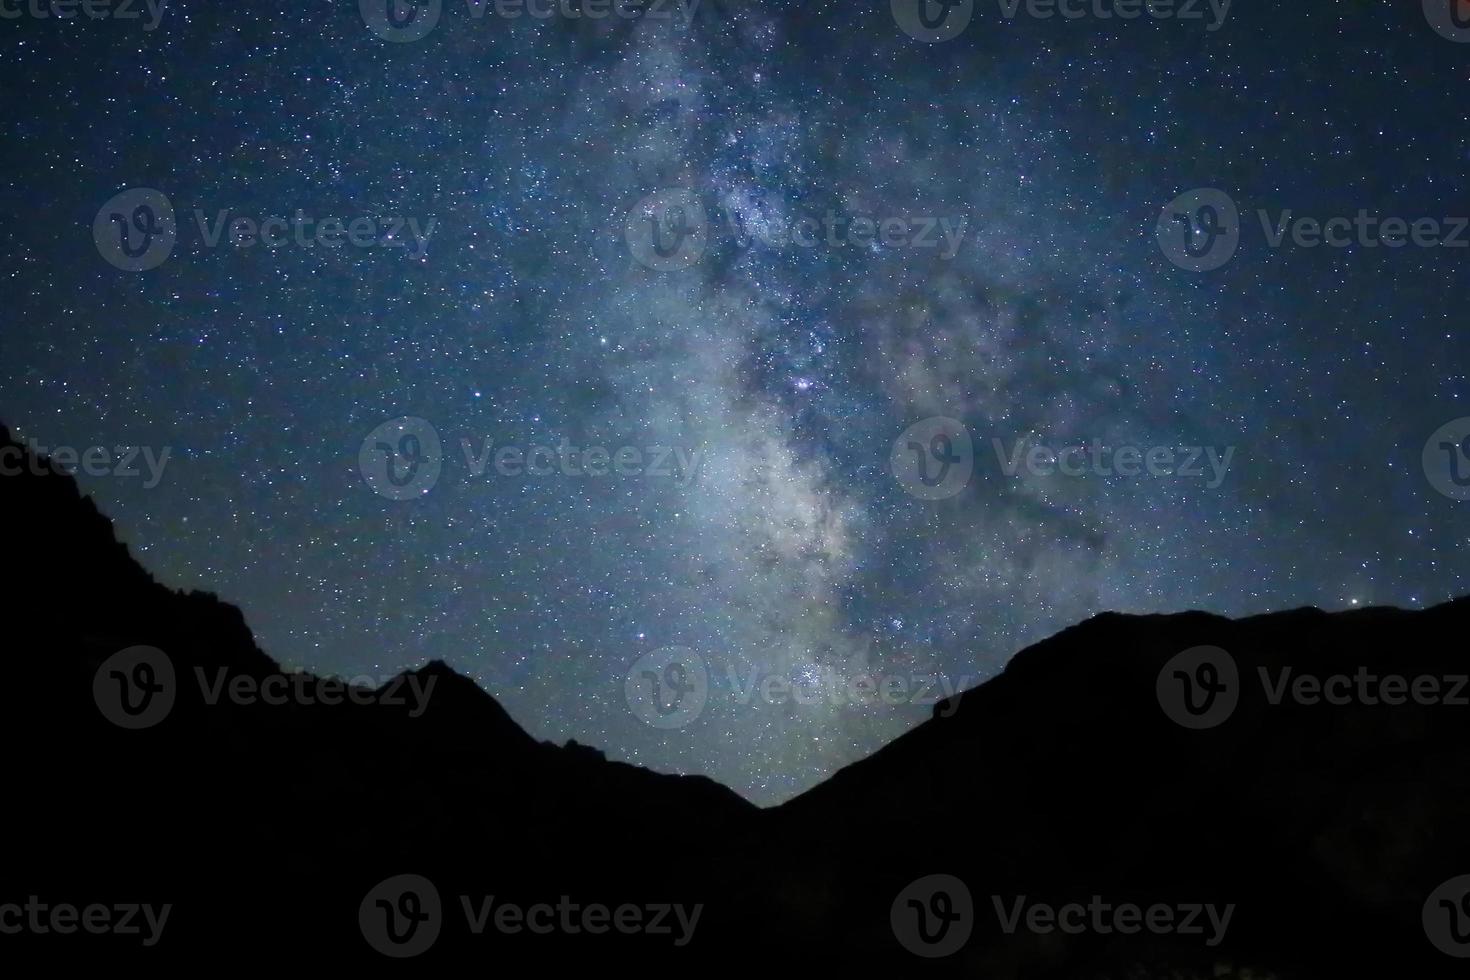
3,0,1469,803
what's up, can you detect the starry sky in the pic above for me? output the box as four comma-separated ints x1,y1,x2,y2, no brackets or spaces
3,0,1469,804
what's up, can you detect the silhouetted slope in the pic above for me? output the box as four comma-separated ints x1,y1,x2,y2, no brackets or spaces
4,422,1468,975
2,424,756,967
770,603,1470,975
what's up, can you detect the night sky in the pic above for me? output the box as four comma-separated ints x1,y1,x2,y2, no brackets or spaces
3,0,1469,804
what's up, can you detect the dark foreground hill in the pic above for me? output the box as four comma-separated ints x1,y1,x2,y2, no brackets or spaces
4,422,1469,975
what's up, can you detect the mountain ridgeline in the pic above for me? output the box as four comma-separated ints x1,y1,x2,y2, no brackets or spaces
4,423,1468,975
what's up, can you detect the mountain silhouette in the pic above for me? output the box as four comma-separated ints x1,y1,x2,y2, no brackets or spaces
4,421,1469,975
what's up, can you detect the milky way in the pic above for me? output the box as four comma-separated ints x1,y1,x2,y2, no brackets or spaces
3,1,1469,803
